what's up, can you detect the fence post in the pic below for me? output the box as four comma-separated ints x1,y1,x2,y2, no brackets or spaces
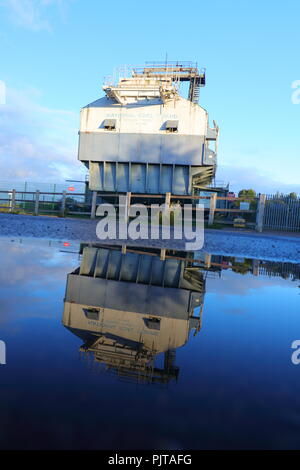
208,193,217,225
34,190,40,216
165,192,171,210
204,253,211,268
252,259,259,276
255,194,266,232
90,191,97,219
10,189,16,213
60,191,66,217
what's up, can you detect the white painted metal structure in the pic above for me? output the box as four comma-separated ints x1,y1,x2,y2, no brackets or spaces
63,245,204,383
78,62,219,195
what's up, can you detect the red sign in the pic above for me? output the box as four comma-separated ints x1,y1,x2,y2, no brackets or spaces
63,242,70,247
68,186,75,191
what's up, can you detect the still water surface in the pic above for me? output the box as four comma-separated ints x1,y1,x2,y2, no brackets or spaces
0,238,299,449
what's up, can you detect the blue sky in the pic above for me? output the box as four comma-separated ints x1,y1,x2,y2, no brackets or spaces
0,0,299,193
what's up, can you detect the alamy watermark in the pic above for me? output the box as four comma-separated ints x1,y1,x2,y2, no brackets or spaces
291,340,300,365
291,80,300,104
0,340,6,365
95,196,204,251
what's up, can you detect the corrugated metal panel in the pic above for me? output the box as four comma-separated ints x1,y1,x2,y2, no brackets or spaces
79,247,203,291
78,132,208,165
88,161,213,195
65,274,197,320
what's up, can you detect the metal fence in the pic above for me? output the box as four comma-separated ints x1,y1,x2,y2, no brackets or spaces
0,185,299,233
0,180,86,202
0,179,90,216
263,194,300,231
259,261,300,281
0,190,91,217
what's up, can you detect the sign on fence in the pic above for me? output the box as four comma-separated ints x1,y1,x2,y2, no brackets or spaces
240,202,250,211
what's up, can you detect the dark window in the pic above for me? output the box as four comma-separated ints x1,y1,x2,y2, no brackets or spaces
103,119,116,130
83,308,100,320
165,120,178,133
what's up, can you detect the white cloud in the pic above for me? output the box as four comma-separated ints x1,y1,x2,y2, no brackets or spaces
0,86,85,181
207,269,296,297
216,164,300,196
0,241,76,324
1,0,70,31
1,87,298,190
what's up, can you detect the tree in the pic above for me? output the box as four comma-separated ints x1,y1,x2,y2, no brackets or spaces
238,189,256,199
236,189,257,214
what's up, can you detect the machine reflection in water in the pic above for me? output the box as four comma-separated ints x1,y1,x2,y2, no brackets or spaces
62,244,207,385
62,243,300,385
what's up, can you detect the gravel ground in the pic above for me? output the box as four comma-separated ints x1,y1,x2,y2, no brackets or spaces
0,213,299,262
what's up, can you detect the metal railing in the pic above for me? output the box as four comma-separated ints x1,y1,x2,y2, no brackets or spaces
0,188,298,233
103,61,205,87
0,190,90,217
0,180,86,196
263,194,300,232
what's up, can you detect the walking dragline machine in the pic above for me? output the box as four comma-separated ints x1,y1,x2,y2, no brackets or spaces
78,61,219,201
